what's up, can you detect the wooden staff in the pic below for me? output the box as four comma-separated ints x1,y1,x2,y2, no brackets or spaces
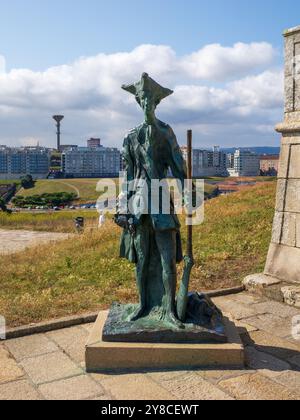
186,129,193,260
176,129,195,323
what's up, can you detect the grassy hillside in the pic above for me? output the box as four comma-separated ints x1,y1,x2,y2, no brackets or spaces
17,178,119,204
0,210,99,232
0,181,276,327
15,178,218,205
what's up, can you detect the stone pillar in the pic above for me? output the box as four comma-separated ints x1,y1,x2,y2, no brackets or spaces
244,26,300,305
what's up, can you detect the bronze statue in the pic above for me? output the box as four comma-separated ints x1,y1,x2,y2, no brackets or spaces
114,73,191,329
105,73,224,343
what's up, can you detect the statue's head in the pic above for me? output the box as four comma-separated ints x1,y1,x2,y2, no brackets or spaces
122,73,173,123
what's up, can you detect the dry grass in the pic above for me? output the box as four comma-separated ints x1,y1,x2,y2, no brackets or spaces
0,210,99,233
0,181,277,327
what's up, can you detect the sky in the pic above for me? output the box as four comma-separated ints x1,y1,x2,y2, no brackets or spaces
0,0,300,149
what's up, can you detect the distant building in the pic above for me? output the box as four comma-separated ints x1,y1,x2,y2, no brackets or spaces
62,146,121,178
0,146,50,180
227,149,260,177
180,146,228,177
87,138,101,148
260,155,279,176
59,145,78,153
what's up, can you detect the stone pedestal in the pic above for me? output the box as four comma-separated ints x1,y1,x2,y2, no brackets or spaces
85,312,244,373
244,26,300,303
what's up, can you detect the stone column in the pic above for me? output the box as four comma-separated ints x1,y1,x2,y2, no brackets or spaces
244,26,300,306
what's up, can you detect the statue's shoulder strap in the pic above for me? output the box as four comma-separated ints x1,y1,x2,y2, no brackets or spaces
125,125,143,143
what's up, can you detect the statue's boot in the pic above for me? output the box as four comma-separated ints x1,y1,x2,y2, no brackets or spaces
129,305,147,322
165,312,185,330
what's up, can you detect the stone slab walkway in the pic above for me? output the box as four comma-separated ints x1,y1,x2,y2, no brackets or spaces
0,229,71,255
1,292,300,400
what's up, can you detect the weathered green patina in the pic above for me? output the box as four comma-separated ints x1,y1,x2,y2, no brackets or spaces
108,73,225,341
115,73,187,329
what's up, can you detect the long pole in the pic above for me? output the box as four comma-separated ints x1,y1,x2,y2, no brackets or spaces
176,129,194,323
186,129,193,260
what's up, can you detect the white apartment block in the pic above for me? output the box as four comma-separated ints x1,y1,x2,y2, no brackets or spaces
181,146,228,177
62,146,121,178
227,149,260,177
0,146,50,180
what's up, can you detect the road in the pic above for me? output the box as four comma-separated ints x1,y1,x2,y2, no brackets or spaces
0,229,71,255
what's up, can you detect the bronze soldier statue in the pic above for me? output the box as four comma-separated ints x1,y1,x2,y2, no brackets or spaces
115,73,189,329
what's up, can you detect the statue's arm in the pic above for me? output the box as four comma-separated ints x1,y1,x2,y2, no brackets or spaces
167,128,187,189
115,135,135,226
122,135,135,183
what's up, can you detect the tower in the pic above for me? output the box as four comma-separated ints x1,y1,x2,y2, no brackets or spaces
52,115,64,152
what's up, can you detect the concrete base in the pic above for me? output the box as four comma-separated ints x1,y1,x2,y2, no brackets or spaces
265,244,300,284
243,273,282,290
243,273,300,308
85,311,245,373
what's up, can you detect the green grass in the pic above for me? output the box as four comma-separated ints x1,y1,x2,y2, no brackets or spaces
17,178,119,204
16,178,218,204
0,180,21,187
0,181,276,327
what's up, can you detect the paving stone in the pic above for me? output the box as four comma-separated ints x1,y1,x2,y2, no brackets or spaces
46,325,89,364
251,300,300,319
245,330,300,361
244,313,294,339
147,370,191,382
20,351,82,385
39,375,105,400
81,323,94,333
234,320,259,334
229,293,267,305
0,345,24,384
0,380,43,400
196,368,252,385
89,372,120,382
245,346,290,378
151,371,234,400
5,334,58,361
101,373,177,401
274,370,300,391
212,297,266,321
219,373,300,400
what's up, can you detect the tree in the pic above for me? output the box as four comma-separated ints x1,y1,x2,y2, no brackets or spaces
0,197,12,213
21,175,34,189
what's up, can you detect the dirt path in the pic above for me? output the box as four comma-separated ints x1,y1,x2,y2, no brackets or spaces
0,229,71,255
58,181,80,198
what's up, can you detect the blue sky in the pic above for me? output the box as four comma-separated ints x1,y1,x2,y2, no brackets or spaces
0,0,298,148
0,0,298,70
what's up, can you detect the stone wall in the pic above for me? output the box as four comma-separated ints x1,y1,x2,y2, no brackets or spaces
264,26,300,284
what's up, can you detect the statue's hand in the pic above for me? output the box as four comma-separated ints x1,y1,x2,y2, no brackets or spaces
113,215,139,235
183,255,195,270
113,215,129,229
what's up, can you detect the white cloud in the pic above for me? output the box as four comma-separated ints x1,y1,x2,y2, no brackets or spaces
0,41,283,149
181,42,276,81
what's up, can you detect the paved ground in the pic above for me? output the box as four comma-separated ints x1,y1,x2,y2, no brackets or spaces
0,229,70,255
1,292,300,400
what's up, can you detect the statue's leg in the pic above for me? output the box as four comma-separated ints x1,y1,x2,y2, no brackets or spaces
155,230,184,329
130,219,150,322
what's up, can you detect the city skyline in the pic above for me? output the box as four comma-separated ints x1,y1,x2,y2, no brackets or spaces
1,0,299,149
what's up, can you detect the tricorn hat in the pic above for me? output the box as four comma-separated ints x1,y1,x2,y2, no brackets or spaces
122,73,173,106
